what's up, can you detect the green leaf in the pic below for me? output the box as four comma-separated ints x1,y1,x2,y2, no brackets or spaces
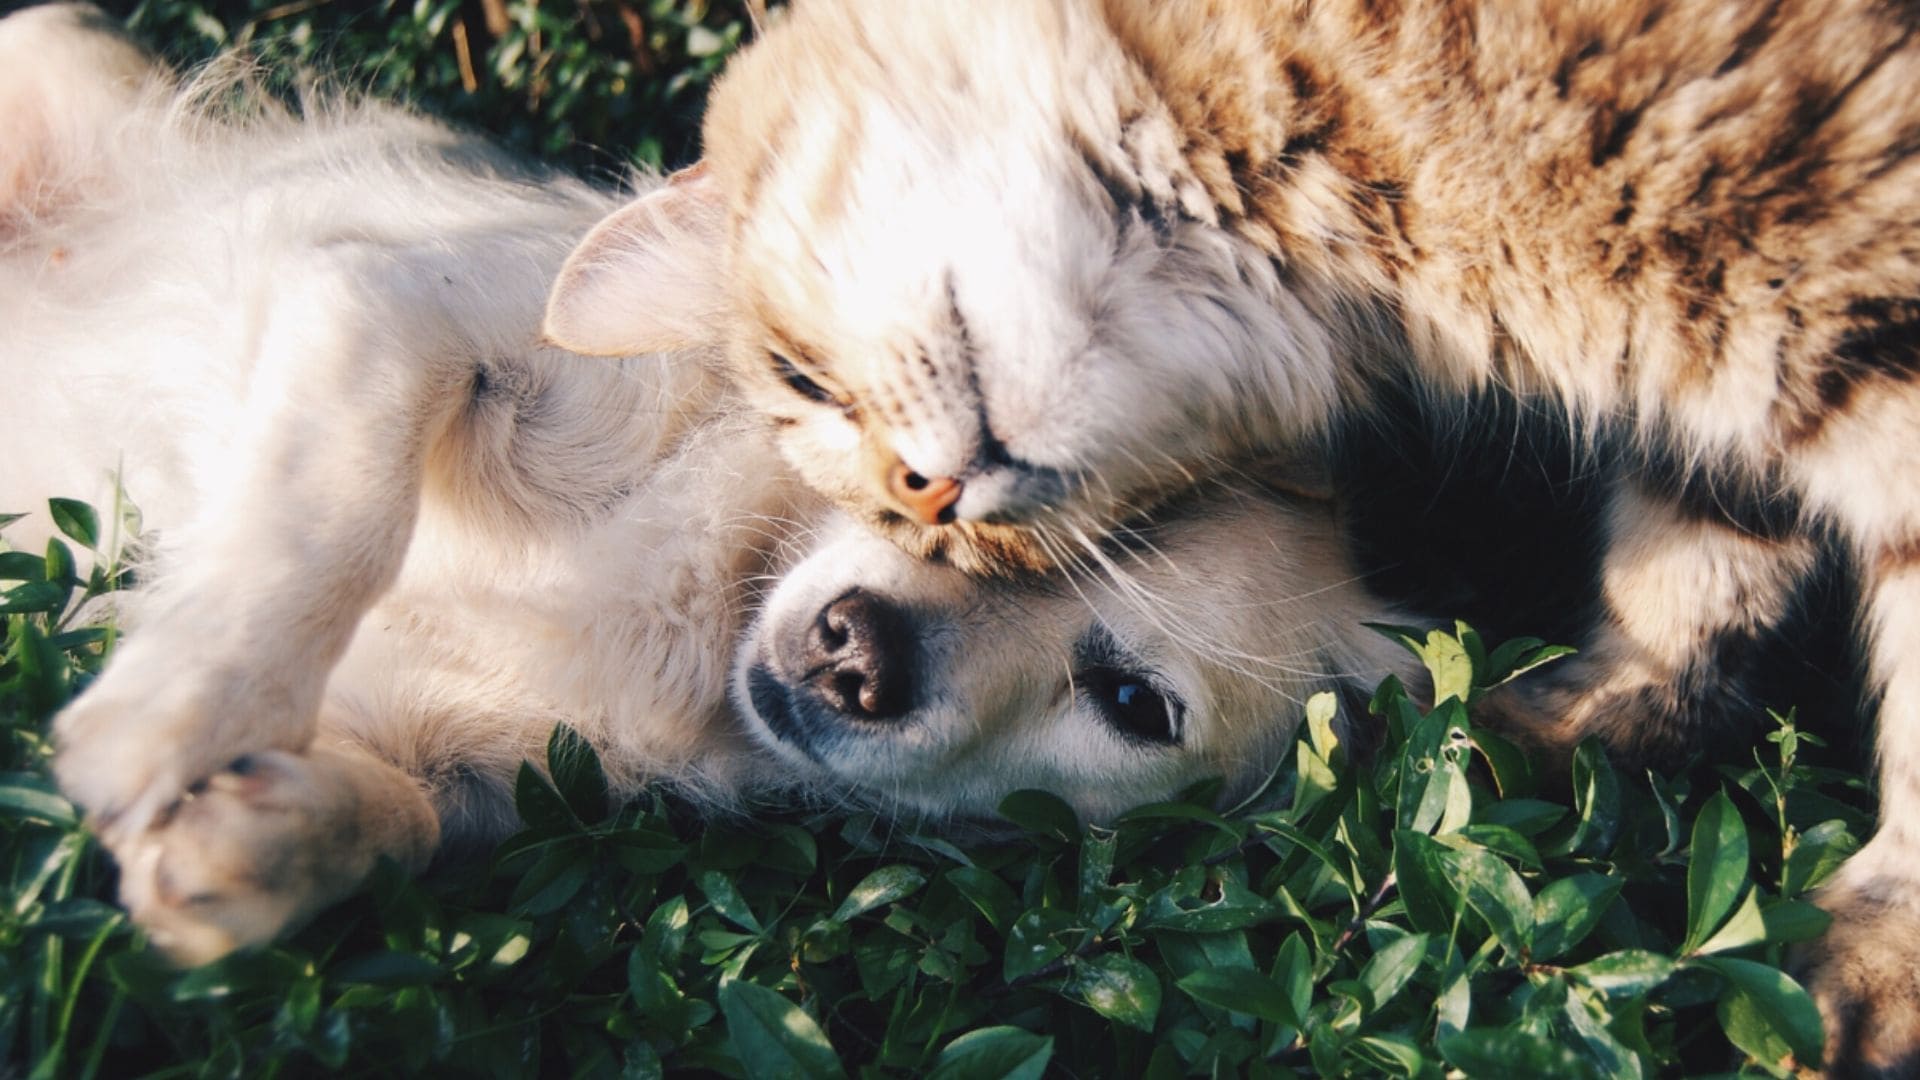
1484,639,1576,687
1073,953,1160,1031
0,552,45,582
0,775,78,828
43,538,75,586
996,789,1079,842
1393,830,1460,938
1568,950,1677,998
1141,873,1276,933
1078,826,1119,909
1438,1026,1603,1080
1357,932,1427,1015
1683,790,1751,953
761,823,819,875
508,847,591,915
1457,823,1541,868
1531,874,1621,962
1004,908,1076,983
699,871,764,934
1477,798,1567,837
1556,977,1645,1080
544,724,607,822
948,866,1021,933
512,761,579,834
1306,690,1343,763
1551,740,1622,857
1275,933,1312,1033
1350,1033,1430,1077
1757,899,1831,945
1471,728,1538,799
1484,636,1547,683
604,826,689,875
928,1027,1053,1080
1,581,66,615
1397,700,1473,836
1694,956,1824,1070
1176,967,1300,1025
1692,888,1766,956
1782,820,1860,897
832,865,927,922
1114,801,1239,837
48,499,98,549
1371,623,1474,704
717,980,846,1080
1443,841,1533,957
1423,627,1475,705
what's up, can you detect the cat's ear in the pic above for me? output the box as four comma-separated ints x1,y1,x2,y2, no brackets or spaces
543,162,726,356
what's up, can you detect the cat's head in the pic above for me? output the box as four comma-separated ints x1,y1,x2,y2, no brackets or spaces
545,0,1345,573
732,481,1404,821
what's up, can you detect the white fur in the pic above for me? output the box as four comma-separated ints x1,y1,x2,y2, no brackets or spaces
2,6,1416,964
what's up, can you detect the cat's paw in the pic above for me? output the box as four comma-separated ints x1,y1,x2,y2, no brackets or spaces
111,751,387,966
1799,869,1920,1078
52,644,316,842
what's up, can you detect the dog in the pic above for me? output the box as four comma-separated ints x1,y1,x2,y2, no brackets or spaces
0,4,1416,964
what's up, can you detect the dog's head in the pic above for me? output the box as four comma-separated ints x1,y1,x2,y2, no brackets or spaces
733,484,1406,821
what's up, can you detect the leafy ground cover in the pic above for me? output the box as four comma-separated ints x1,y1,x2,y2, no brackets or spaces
0,500,1877,1077
6,5,1881,1075
101,0,757,172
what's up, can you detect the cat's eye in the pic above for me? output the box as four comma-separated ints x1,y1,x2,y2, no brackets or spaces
769,351,836,405
1079,666,1183,746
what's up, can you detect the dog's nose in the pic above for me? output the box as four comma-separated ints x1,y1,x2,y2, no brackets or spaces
803,589,914,719
888,462,962,525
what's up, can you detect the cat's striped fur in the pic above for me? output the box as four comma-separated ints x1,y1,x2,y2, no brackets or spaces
546,1,1920,1072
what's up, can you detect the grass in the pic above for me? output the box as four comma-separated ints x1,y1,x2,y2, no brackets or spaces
0,499,1878,1077
100,0,757,173
4,4,1882,1075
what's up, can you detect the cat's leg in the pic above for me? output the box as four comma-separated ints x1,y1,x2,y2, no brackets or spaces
112,723,439,966
52,245,477,843
1799,562,1920,1078
1488,477,1817,764
1785,412,1920,1076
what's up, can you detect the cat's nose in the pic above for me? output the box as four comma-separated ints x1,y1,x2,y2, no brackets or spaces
888,462,962,525
802,590,914,719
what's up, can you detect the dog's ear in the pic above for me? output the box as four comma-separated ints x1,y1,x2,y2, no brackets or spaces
543,163,726,356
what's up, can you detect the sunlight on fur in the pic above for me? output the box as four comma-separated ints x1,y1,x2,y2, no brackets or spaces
0,4,1419,966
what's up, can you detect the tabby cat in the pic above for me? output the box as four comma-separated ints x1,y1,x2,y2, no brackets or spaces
544,2,1920,1070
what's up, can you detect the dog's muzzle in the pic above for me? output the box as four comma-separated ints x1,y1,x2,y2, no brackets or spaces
746,588,920,759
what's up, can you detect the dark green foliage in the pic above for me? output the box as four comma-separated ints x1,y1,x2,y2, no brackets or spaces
97,0,763,172
0,10,1879,1071
0,504,1879,1076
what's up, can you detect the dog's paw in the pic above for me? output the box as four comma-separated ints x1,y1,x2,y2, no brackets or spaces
111,751,387,966
1799,868,1920,1078
53,644,316,841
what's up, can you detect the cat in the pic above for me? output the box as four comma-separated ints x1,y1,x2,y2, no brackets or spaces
3,3,1414,964
541,1,1920,1072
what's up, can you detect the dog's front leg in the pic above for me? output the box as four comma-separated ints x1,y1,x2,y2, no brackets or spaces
53,244,475,845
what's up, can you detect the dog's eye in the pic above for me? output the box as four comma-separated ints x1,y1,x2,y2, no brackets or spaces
1080,666,1182,746
770,351,836,405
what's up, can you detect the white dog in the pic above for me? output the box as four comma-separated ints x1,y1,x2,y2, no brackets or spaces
0,4,1416,965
